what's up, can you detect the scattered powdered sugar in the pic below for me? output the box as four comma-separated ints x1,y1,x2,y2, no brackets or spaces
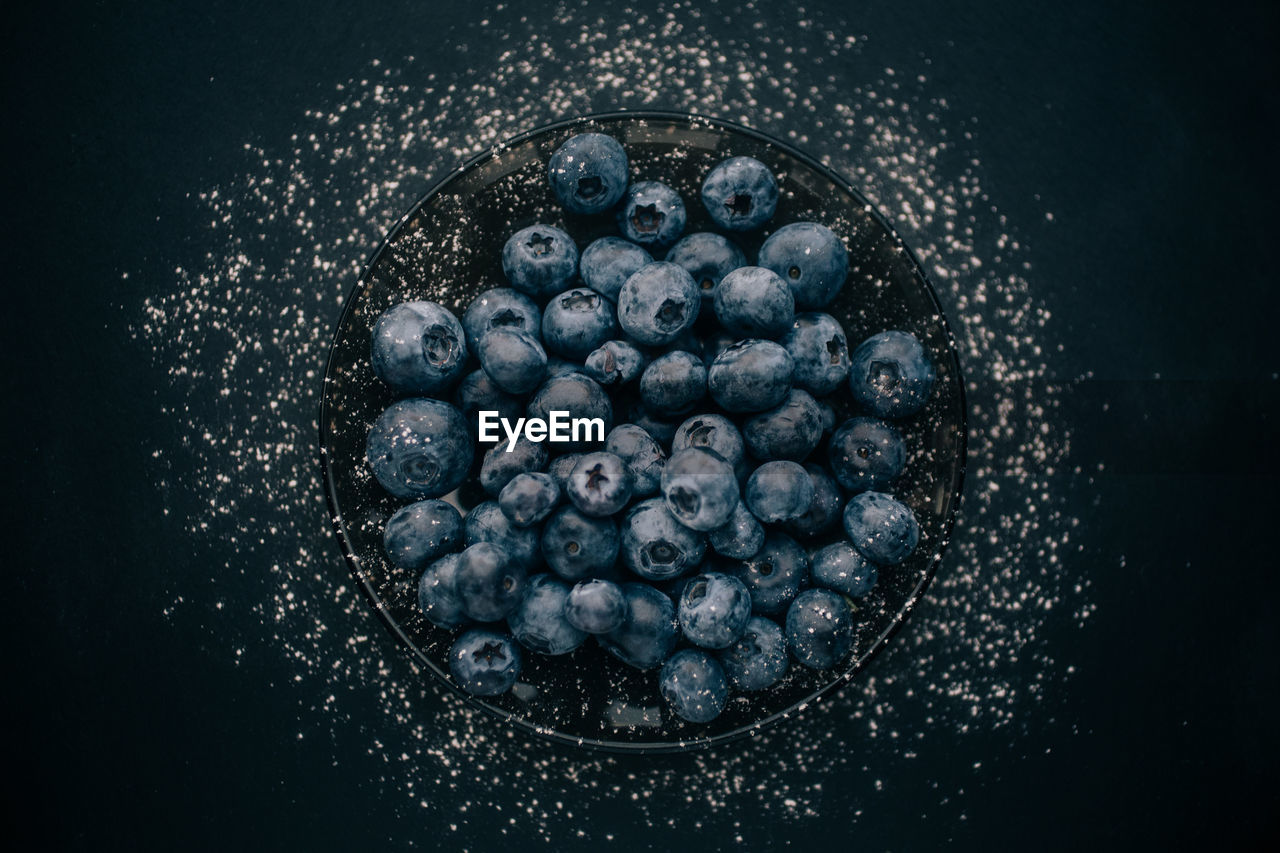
133,0,1095,842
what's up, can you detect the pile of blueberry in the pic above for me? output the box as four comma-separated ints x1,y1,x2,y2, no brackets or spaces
364,131,935,725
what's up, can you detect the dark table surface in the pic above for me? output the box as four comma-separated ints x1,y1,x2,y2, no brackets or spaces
6,0,1278,849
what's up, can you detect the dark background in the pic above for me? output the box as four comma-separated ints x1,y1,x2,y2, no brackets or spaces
6,0,1278,849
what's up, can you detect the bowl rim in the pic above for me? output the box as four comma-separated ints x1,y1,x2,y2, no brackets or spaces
319,109,968,754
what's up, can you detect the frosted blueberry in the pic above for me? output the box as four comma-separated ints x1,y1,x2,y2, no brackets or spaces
678,571,752,649
701,156,779,231
548,132,629,215
371,301,468,396
811,541,879,597
842,491,920,565
417,553,470,630
617,181,686,248
661,448,739,532
713,266,795,339
719,615,789,690
617,262,700,347
848,330,935,419
828,416,906,493
621,498,706,581
502,224,579,297
659,649,729,723
384,499,463,570
785,588,855,670
366,398,471,500
757,222,849,310
449,628,522,696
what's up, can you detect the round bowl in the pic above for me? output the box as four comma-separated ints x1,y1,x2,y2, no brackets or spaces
319,111,966,752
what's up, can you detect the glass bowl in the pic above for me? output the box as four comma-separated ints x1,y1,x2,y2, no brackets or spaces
319,111,966,753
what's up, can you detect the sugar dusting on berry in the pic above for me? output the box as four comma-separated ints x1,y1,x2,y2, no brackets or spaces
132,0,1094,843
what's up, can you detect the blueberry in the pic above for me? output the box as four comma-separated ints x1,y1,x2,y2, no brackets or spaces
498,472,561,527
605,424,667,497
616,262,700,347
713,266,795,339
701,156,779,231
664,232,747,303
417,553,469,629
449,628,522,696
661,448,739,532
744,461,815,523
526,373,613,451
454,542,529,622
541,505,620,581
616,180,686,248
728,532,809,616
579,236,653,302
462,288,541,350
848,330,935,419
566,451,634,517
502,224,579,297
476,327,548,395
742,388,824,462
783,463,845,540
366,399,471,500
479,435,548,496
782,312,850,396
371,301,469,396
584,339,648,386
719,616,789,690
600,583,679,670
678,571,752,649
620,498,707,581
708,500,765,560
507,574,587,655
565,578,627,634
548,132,629,215
672,414,745,473
639,351,707,417
828,416,906,492
659,649,729,723
810,541,879,597
541,287,618,359
785,588,855,670
384,499,463,570
464,501,542,573
547,453,583,491
757,222,849,310
842,491,920,565
707,339,794,413
456,369,524,441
